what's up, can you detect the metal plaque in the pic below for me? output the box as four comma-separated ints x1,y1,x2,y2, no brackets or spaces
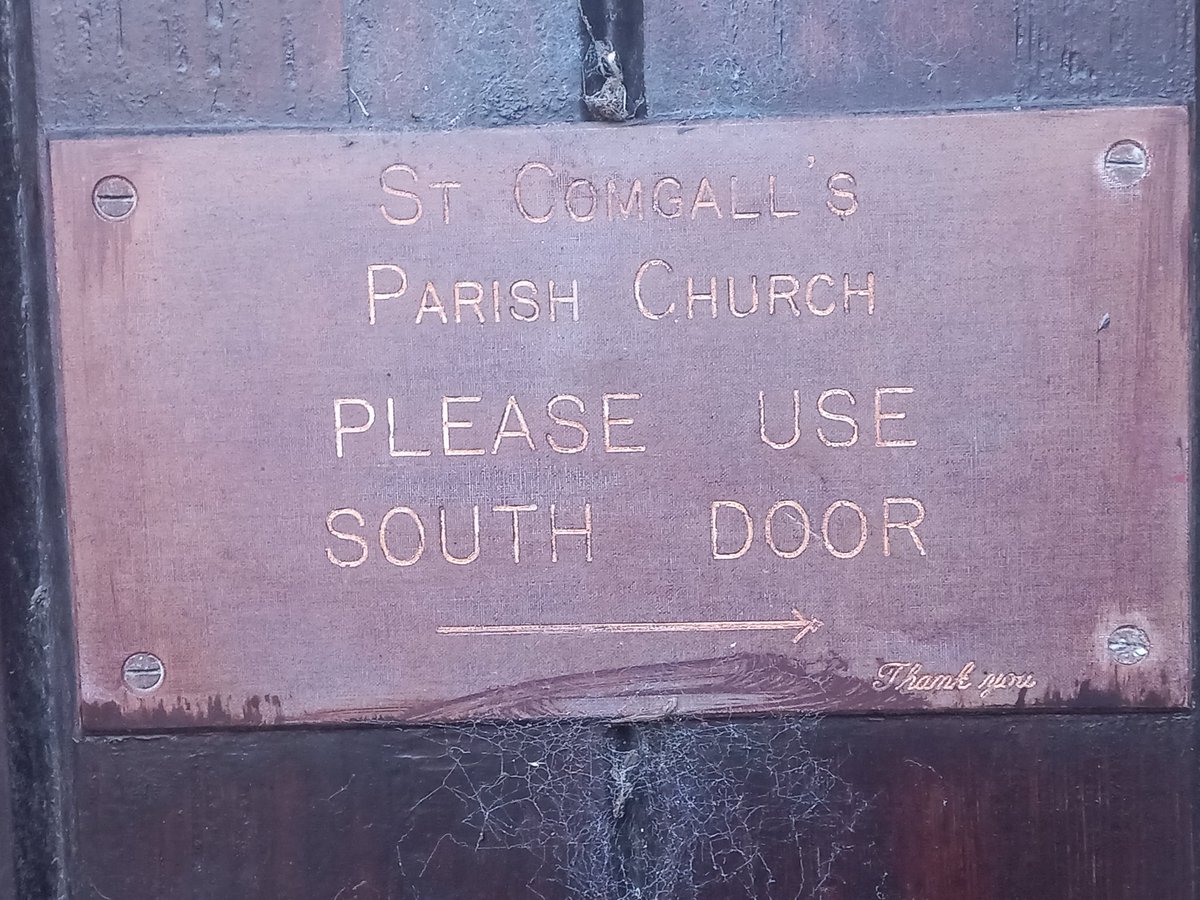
49,107,1190,730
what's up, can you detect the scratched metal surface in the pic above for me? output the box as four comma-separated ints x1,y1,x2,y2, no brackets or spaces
47,106,1190,730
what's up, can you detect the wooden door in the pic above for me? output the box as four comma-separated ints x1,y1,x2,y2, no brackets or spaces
0,2,1193,897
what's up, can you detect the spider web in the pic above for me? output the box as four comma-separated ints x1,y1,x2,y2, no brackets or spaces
394,717,868,900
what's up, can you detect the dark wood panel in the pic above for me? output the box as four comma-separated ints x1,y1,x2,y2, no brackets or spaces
33,0,345,129
345,0,583,128
73,714,1195,899
41,0,1197,134
1,0,72,897
685,714,1197,900
0,685,14,898
76,724,613,900
643,0,1195,118
33,0,585,132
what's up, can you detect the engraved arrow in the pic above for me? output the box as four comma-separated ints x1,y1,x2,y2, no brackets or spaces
437,609,824,643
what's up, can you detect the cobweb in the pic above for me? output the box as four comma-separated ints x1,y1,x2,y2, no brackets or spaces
394,717,866,900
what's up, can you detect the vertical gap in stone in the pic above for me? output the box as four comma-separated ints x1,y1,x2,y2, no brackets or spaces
606,721,645,896
579,0,645,121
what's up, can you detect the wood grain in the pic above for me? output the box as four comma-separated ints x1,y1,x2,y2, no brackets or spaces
0,0,74,896
35,1,1196,131
345,0,583,128
34,0,345,129
72,714,1195,899
643,0,1195,119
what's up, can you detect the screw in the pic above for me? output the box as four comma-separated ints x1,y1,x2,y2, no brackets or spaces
92,175,137,221
1102,140,1148,187
1106,626,1150,666
122,652,165,692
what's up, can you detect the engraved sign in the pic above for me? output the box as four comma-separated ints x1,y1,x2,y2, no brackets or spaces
49,107,1190,730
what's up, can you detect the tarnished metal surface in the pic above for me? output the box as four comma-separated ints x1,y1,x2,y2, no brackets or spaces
48,107,1190,730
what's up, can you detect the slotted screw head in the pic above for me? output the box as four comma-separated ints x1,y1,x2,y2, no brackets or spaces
1106,626,1150,666
1102,140,1148,187
123,652,165,692
92,175,137,221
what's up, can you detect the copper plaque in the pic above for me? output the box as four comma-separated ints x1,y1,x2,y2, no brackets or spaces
49,107,1190,730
